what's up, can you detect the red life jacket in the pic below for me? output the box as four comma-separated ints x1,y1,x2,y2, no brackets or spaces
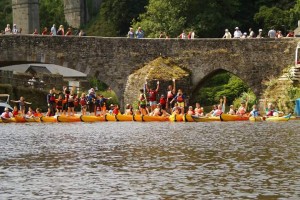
177,95,184,102
113,108,119,115
49,95,55,102
149,91,157,101
3,112,10,118
160,97,166,105
80,98,87,106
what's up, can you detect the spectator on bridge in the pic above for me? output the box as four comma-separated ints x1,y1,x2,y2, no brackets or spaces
42,27,48,35
33,28,39,35
268,28,276,38
12,24,18,34
128,27,135,38
248,28,256,38
57,25,64,36
222,29,232,39
286,30,295,37
188,31,195,39
241,32,248,38
65,27,72,36
276,30,283,38
256,29,263,38
178,30,187,39
135,27,144,38
50,24,56,36
78,29,86,36
4,24,11,34
233,27,242,38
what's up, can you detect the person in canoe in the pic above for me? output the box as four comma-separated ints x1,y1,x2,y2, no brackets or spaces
25,107,35,118
34,108,43,117
170,89,186,114
187,106,195,115
249,104,259,117
151,103,170,117
138,89,149,115
55,94,64,115
124,104,134,115
166,79,176,113
12,106,19,117
1,107,13,119
11,96,32,116
146,81,160,112
194,103,204,116
159,94,167,111
227,105,236,115
264,99,276,116
79,93,88,116
236,100,248,116
212,104,223,116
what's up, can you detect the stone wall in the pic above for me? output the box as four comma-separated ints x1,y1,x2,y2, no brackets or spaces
0,35,299,109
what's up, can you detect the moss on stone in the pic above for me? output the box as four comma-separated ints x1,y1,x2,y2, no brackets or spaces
134,57,190,80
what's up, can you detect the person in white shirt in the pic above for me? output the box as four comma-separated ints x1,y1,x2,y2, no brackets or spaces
233,27,242,38
51,24,56,36
222,29,232,39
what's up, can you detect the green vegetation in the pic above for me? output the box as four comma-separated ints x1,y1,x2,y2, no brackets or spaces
193,72,251,106
0,0,12,31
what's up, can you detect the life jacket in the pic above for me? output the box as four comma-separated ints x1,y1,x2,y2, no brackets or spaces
187,110,194,115
237,107,246,115
149,91,157,101
266,109,274,116
48,94,55,102
80,97,87,106
167,91,174,99
160,97,166,105
214,109,223,116
139,94,146,105
12,110,18,117
195,108,202,114
113,108,119,115
3,112,10,118
56,99,63,108
177,95,184,103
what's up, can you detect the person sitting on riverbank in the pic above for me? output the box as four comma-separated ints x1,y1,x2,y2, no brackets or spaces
1,107,13,118
11,96,32,116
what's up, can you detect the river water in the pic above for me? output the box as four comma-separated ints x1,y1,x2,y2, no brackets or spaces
0,121,299,199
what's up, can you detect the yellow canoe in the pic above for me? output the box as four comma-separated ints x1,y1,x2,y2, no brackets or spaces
290,116,300,120
182,114,195,122
265,114,291,121
57,115,81,122
40,116,57,122
133,115,169,122
115,115,133,121
191,115,220,122
169,114,184,122
15,115,27,123
220,113,249,121
80,115,105,122
1,117,16,123
25,116,41,122
104,114,117,121
249,116,263,122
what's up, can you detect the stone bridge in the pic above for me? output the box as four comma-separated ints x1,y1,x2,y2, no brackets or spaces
0,35,298,108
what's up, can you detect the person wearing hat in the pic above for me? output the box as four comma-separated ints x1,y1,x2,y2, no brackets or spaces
233,27,242,38
236,100,248,116
257,29,263,38
1,107,13,119
222,29,232,39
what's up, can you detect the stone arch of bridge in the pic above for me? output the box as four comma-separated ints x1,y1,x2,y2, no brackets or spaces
189,68,255,104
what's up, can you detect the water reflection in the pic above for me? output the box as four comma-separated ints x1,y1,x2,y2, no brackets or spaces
0,121,299,199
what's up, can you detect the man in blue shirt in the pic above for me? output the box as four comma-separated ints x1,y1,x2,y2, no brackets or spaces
136,27,144,39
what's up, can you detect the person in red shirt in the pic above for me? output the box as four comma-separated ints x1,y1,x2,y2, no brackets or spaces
146,81,160,112
159,94,166,111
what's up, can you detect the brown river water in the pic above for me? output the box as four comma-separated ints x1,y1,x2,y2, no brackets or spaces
0,121,299,199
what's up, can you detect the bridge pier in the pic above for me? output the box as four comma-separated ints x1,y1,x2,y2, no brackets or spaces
12,0,39,34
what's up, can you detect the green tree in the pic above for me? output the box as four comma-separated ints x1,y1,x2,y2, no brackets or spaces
86,0,148,36
0,0,12,31
39,0,68,32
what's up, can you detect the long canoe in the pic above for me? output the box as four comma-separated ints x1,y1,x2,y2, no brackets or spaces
183,114,195,122
25,116,41,122
169,114,184,122
191,115,221,122
80,115,106,122
290,116,300,120
115,115,133,121
265,114,291,122
220,113,249,121
1,117,16,123
15,115,27,123
249,116,263,122
133,115,169,122
57,115,81,122
40,116,57,122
